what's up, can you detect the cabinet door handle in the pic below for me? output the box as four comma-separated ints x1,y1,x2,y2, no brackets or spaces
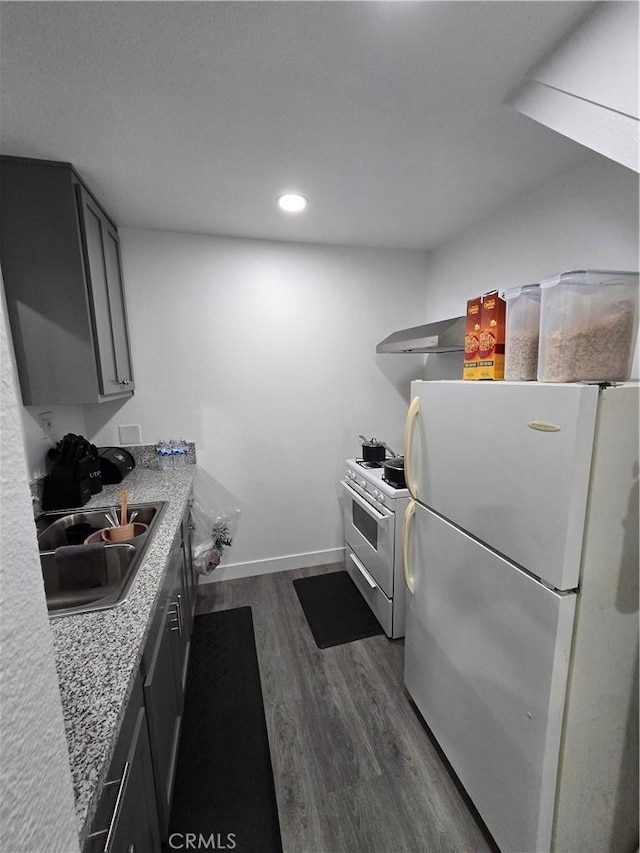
87,760,131,852
169,601,182,636
119,379,131,386
175,600,183,635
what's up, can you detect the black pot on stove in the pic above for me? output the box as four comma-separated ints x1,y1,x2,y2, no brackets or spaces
383,456,406,489
359,435,388,463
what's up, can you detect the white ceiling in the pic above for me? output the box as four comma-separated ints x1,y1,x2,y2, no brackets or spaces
0,1,597,250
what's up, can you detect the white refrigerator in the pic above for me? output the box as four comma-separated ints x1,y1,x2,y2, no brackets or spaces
402,380,638,853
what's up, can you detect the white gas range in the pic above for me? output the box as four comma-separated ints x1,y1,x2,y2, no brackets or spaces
341,458,410,639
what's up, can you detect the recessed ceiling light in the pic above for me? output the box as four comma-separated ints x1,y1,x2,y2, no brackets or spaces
277,193,308,213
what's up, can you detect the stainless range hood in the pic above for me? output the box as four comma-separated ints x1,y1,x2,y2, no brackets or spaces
376,317,465,354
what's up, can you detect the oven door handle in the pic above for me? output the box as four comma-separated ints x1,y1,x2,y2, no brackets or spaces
341,480,391,523
348,551,378,589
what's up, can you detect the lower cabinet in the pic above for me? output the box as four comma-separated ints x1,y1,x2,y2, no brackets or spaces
144,596,182,838
142,503,197,840
108,708,161,853
85,676,160,853
86,502,197,852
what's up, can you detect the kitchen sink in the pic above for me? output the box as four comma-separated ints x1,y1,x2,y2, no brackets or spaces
35,501,166,617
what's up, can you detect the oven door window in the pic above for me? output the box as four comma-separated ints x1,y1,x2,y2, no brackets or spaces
352,500,378,550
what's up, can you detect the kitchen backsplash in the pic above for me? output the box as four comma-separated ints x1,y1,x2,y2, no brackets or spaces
125,442,197,469
30,442,197,516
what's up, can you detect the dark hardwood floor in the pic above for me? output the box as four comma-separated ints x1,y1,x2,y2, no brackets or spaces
196,563,495,853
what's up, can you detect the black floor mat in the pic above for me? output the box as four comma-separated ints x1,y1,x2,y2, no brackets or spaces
167,607,282,853
293,570,385,649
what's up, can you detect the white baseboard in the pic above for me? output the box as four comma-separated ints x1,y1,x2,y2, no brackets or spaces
197,547,345,584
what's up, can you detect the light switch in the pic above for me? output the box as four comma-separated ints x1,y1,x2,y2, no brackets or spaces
118,424,141,445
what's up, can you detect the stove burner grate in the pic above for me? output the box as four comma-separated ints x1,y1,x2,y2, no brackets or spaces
382,476,405,490
356,459,383,469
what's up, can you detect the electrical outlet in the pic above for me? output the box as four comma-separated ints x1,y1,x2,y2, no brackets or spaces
39,411,54,439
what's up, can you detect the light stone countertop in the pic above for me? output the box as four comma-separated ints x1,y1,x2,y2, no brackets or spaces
48,464,197,846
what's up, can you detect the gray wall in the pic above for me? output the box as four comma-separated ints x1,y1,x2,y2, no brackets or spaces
0,288,79,852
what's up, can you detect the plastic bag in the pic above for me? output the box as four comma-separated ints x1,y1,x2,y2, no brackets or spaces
189,470,242,575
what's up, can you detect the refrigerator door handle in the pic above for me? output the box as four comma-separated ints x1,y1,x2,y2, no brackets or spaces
404,395,420,498
402,499,417,594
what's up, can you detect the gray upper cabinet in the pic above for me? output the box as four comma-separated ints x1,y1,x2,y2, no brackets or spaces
0,156,135,405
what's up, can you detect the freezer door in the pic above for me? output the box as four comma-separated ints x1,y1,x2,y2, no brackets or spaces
404,503,576,853
405,380,599,590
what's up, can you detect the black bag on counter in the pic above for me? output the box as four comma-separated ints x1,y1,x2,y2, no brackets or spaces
42,433,99,510
98,447,135,484
42,459,92,510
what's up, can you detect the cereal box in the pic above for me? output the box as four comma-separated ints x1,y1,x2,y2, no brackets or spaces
477,291,506,380
464,297,481,380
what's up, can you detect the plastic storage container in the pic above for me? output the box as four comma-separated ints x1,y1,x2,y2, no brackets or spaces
503,283,541,381
537,270,639,383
